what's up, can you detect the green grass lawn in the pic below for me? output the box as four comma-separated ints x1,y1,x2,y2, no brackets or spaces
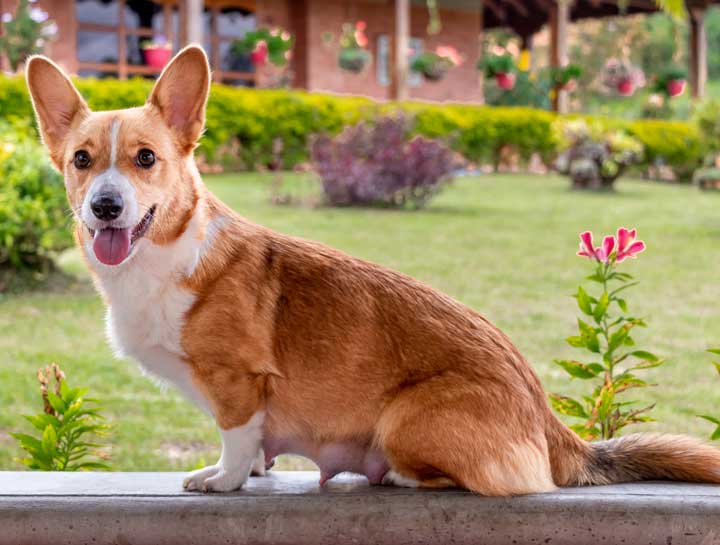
2,172,720,471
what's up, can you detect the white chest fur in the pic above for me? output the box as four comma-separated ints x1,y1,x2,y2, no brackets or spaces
87,213,216,414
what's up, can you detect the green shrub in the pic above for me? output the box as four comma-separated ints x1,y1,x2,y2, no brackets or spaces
0,119,72,272
628,119,703,181
0,73,703,177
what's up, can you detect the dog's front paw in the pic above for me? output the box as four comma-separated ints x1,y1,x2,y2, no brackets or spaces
183,464,221,491
183,462,251,493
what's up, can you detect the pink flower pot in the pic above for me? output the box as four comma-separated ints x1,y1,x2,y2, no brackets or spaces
142,46,171,69
251,42,269,66
666,79,686,98
616,78,635,96
495,72,516,91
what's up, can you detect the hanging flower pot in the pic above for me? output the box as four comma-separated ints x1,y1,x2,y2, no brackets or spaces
495,72,516,90
339,48,371,73
602,59,644,97
549,64,582,93
232,28,294,68
337,21,371,73
616,78,635,96
478,53,516,91
652,67,687,99
411,46,462,82
666,79,686,98
141,37,172,69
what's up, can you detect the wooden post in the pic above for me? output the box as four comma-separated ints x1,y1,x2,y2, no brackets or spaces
477,0,485,103
689,7,707,99
549,0,569,113
186,0,204,45
118,0,127,79
391,0,409,101
210,5,221,82
163,1,174,49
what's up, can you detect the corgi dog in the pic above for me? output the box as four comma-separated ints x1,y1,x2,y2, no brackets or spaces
26,46,720,495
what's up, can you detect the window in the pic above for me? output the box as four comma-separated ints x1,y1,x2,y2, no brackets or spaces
376,35,423,87
75,0,255,85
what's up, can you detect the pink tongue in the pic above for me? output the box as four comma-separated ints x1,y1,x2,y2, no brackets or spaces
93,228,131,266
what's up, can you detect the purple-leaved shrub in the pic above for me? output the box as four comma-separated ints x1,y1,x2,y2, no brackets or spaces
311,116,455,209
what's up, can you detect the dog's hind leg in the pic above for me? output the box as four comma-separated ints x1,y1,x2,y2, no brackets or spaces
375,376,557,496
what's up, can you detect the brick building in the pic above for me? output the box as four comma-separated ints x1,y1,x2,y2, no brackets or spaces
0,0,714,108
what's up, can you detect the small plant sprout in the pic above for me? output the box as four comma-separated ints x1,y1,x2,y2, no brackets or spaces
11,363,111,471
550,228,664,441
698,349,720,441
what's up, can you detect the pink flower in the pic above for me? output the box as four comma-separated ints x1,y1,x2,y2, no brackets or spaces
355,20,367,31
616,227,645,262
436,45,463,66
577,231,614,263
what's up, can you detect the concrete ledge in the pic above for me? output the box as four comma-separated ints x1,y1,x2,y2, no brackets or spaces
2,472,720,545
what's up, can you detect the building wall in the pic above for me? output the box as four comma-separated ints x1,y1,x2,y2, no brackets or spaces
299,0,483,102
2,0,483,103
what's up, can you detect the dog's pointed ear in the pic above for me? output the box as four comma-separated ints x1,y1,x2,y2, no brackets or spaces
26,56,90,169
147,45,210,152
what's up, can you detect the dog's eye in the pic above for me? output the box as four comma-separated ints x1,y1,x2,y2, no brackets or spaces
136,149,156,169
73,150,91,170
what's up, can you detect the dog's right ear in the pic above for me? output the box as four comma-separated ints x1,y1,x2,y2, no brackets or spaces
26,56,90,170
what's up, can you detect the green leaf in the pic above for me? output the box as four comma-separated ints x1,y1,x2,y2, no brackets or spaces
554,359,603,379
565,335,585,348
548,393,588,418
59,378,70,401
10,432,42,453
578,319,600,353
629,350,659,362
41,425,58,458
46,392,66,414
608,324,632,353
699,415,720,425
593,292,609,324
707,348,720,355
575,286,593,316
616,298,628,313
712,427,720,441
23,413,59,432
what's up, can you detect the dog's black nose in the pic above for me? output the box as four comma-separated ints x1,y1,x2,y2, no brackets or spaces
90,192,124,221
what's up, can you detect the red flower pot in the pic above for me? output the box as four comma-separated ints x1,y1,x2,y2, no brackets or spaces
666,79,686,98
251,41,269,66
616,78,635,96
142,46,171,69
495,72,516,91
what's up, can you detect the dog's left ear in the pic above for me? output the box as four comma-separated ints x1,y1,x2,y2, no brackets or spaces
147,45,210,152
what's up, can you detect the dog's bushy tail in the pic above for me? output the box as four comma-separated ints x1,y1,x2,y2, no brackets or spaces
548,422,720,486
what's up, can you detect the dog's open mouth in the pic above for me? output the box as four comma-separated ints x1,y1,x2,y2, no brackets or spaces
90,205,156,266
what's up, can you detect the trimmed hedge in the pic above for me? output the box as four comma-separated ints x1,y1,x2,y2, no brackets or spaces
0,74,703,176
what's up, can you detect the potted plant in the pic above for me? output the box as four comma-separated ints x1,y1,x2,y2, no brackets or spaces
602,59,645,97
141,36,172,69
0,0,57,73
478,53,516,90
549,64,582,92
233,28,294,67
338,21,371,73
411,46,462,82
653,66,687,98
554,119,643,191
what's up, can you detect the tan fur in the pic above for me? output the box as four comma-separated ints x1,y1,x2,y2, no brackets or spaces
26,47,720,496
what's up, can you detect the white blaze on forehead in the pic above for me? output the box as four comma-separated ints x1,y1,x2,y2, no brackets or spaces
109,118,120,166
80,117,139,231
